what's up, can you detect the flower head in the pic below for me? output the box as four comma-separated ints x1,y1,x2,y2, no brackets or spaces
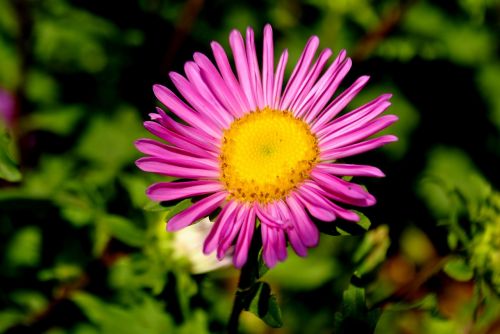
136,25,397,268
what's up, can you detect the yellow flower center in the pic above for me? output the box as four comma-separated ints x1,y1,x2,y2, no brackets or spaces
220,108,319,203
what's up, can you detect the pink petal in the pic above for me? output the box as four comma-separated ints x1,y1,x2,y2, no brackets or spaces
217,205,247,260
310,170,376,207
155,108,220,153
287,227,308,257
233,206,256,268
169,71,228,129
274,228,288,262
315,163,385,178
143,121,213,158
229,29,257,111
167,191,227,231
289,48,332,115
245,27,265,110
319,115,399,150
301,56,352,122
153,84,220,138
280,36,320,111
193,52,244,118
295,190,336,222
311,75,370,132
146,180,223,202
135,157,219,179
320,135,398,160
210,42,251,112
262,24,274,108
261,224,278,268
135,138,198,158
286,195,319,247
272,49,288,109
302,182,360,222
316,94,392,139
203,200,238,254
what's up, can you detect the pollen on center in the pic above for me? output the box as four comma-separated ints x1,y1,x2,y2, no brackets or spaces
219,108,319,203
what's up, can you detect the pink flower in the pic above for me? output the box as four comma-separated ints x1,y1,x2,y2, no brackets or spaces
0,88,16,128
136,25,397,268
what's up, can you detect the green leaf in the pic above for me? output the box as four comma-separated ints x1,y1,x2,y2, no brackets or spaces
108,254,167,294
165,199,193,222
334,285,381,334
25,105,83,135
0,128,21,182
101,214,146,248
257,248,269,279
71,292,174,334
266,254,340,290
356,212,372,231
318,213,371,236
400,226,436,265
6,226,42,268
38,263,83,282
143,200,171,212
9,290,48,314
76,107,143,185
353,225,390,278
246,282,283,328
443,257,474,282
178,310,210,334
0,310,25,333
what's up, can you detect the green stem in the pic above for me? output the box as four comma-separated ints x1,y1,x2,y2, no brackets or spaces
227,230,262,333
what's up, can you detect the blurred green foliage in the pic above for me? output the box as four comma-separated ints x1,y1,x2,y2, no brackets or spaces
0,0,499,333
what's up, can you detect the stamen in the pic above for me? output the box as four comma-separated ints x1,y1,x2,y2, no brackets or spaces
220,108,319,203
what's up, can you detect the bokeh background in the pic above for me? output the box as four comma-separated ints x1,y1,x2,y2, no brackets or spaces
1,0,499,333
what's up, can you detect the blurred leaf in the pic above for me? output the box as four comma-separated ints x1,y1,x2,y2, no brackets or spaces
175,269,199,318
10,290,48,314
443,257,474,282
334,284,381,334
23,156,73,197
266,252,340,290
34,0,119,73
419,147,492,222
0,310,25,333
178,309,210,334
25,69,59,104
0,0,17,35
6,226,42,268
100,214,146,248
109,254,167,294
71,291,174,334
400,226,435,265
418,180,454,219
120,174,151,209
73,323,99,334
0,128,21,182
477,62,500,130
354,225,390,278
447,231,459,251
25,105,83,135
400,2,495,65
38,263,82,282
0,38,20,89
355,85,420,160
77,106,143,184
246,282,283,328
